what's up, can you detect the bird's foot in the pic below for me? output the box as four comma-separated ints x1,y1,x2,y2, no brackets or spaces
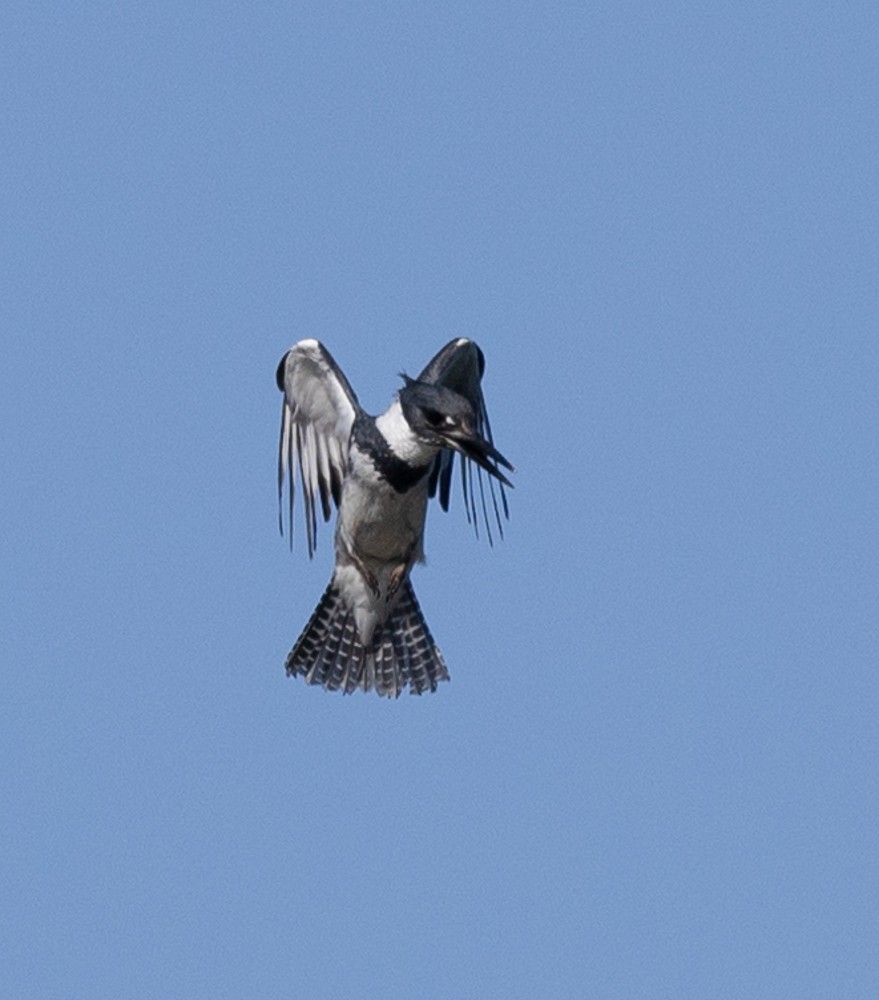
387,544,417,599
349,550,380,597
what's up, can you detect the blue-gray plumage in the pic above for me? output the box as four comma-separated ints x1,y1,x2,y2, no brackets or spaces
276,338,513,697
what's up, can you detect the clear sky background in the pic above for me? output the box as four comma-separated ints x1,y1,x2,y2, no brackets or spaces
3,3,877,998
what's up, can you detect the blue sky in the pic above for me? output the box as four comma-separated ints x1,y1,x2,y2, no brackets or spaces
3,3,877,997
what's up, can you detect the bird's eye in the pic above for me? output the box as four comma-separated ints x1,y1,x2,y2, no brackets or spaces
424,408,445,426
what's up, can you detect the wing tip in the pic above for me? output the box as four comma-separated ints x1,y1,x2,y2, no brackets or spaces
275,352,289,391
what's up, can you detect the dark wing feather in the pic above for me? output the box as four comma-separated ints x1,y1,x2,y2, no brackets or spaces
418,338,510,542
276,339,359,556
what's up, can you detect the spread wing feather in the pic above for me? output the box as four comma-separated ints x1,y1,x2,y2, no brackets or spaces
276,339,359,556
418,338,510,543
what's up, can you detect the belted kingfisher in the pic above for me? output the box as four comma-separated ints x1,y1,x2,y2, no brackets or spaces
276,337,513,697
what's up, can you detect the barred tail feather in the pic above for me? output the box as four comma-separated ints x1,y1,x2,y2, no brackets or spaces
285,579,449,697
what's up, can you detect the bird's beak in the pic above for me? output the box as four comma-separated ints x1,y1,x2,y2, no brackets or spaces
442,428,515,488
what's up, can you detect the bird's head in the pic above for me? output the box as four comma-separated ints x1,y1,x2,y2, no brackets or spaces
399,378,514,487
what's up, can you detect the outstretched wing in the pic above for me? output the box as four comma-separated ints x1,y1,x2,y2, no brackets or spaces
418,338,510,543
277,339,359,556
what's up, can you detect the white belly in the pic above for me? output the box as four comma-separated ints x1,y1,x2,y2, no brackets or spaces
338,476,427,559
333,458,430,644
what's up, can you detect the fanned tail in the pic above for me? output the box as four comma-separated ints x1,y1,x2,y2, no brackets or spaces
284,579,449,697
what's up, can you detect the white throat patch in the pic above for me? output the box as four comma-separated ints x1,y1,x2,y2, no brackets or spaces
374,399,438,465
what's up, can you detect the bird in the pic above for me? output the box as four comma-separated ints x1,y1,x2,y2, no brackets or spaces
276,337,513,697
